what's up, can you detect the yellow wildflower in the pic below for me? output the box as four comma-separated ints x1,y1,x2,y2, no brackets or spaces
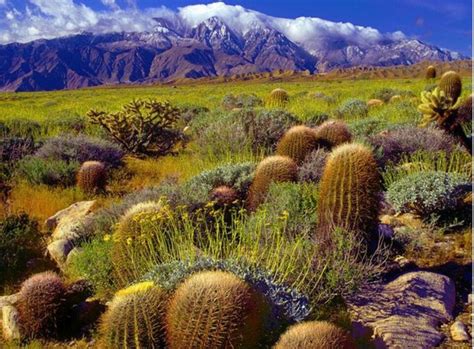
103,234,111,242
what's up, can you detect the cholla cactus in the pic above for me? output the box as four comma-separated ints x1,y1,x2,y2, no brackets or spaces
87,99,187,156
418,87,461,127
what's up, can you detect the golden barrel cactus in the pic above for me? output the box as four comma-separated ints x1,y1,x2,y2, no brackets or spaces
314,120,352,149
439,71,462,103
425,65,436,79
77,161,107,193
268,88,290,107
276,125,321,164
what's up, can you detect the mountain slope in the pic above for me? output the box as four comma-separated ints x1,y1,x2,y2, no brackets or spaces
0,6,467,92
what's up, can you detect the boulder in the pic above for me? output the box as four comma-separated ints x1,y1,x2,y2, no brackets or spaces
450,320,470,342
45,201,96,241
47,239,74,267
348,271,455,349
2,305,20,341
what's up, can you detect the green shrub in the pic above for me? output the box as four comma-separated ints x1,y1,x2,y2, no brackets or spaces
87,99,188,156
370,88,414,103
297,148,329,184
221,93,263,110
65,237,116,298
0,214,41,289
334,99,368,119
16,157,79,186
349,118,389,139
386,171,470,216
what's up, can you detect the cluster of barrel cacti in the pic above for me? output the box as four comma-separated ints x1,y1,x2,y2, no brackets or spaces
418,70,471,152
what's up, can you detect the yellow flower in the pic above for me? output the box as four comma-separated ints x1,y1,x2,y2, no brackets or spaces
205,201,215,208
103,234,111,242
126,237,133,245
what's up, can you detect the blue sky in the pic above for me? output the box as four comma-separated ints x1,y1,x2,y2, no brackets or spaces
1,0,471,56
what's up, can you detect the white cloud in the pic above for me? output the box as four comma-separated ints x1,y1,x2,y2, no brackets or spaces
0,0,6,6
0,0,406,50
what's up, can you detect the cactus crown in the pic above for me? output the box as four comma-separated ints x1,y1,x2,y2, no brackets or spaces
314,120,352,149
316,143,380,243
246,155,298,211
276,125,321,164
99,283,168,349
425,65,437,79
439,70,462,103
77,160,107,193
166,270,268,349
274,321,356,349
210,185,239,207
418,87,463,127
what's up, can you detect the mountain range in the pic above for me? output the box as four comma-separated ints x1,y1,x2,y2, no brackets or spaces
0,5,467,92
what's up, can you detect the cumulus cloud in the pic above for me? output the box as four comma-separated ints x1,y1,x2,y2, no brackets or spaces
0,0,406,49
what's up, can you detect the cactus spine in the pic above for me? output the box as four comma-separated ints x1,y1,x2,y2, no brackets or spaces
268,88,289,107
166,271,268,349
246,156,298,211
77,161,107,193
273,321,356,349
316,143,380,243
439,71,462,103
276,125,321,164
99,282,168,349
314,120,352,149
425,65,436,79
17,272,67,339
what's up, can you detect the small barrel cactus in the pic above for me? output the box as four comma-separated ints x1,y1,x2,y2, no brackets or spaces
316,143,381,243
314,120,352,149
246,155,298,211
439,71,462,103
166,271,268,349
273,321,356,349
389,95,402,103
268,88,289,107
99,281,168,349
17,272,67,339
210,185,239,207
77,161,107,193
276,125,321,164
367,99,384,108
425,65,437,79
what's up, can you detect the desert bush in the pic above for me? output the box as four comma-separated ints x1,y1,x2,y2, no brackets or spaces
42,114,87,135
297,148,329,183
66,236,115,298
166,270,269,349
386,171,470,216
0,118,42,138
369,126,457,167
274,321,356,349
183,162,255,206
0,214,41,289
87,99,188,156
349,118,389,139
17,272,67,339
0,135,37,165
370,88,414,103
240,109,300,153
99,282,168,349
304,111,330,127
16,157,79,186
35,134,124,168
221,93,263,110
334,98,368,119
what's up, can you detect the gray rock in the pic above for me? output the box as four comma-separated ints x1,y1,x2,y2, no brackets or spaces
45,201,95,241
47,239,74,266
65,247,83,266
450,320,470,342
2,305,20,341
348,271,455,349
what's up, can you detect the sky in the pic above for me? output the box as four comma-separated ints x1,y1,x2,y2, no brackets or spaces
0,0,471,56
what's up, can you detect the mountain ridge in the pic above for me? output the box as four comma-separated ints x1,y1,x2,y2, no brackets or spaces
0,9,467,92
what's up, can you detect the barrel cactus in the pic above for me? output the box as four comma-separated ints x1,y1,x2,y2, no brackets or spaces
425,65,436,79
246,156,298,211
367,99,383,108
457,94,472,124
314,120,352,149
77,161,107,193
210,185,239,208
166,271,268,349
268,88,289,107
316,143,381,243
17,272,67,339
439,71,462,103
99,282,168,349
276,125,321,164
273,321,356,349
